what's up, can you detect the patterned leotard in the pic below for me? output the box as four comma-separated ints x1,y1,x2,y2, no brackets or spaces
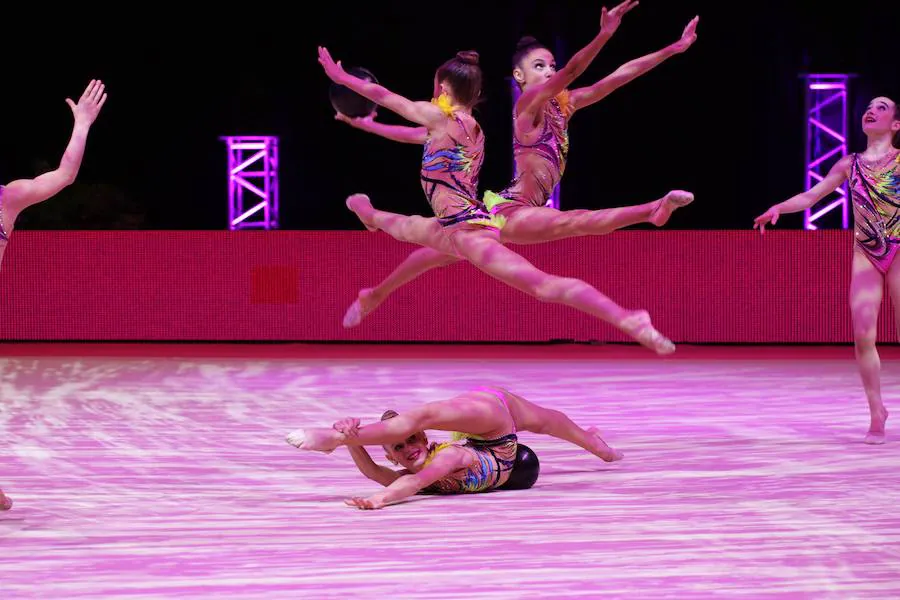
420,386,519,494
421,97,501,231
421,433,518,494
484,91,574,214
851,149,900,273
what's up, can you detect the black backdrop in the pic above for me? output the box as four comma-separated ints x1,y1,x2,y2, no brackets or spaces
1,1,897,231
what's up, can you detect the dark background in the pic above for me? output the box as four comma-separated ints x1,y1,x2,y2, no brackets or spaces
1,1,897,231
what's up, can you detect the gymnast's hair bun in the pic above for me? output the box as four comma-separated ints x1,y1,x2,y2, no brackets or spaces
456,50,480,65
516,36,540,51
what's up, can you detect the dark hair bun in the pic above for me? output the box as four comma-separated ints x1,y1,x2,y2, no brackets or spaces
456,50,480,65
516,36,540,51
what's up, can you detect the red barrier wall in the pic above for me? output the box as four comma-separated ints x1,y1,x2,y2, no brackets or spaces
0,230,885,343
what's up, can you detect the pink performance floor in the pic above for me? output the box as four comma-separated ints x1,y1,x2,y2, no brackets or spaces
1,343,899,597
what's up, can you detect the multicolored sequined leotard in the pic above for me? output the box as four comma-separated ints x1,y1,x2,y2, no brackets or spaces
420,386,518,494
421,433,518,494
484,91,574,214
851,149,900,273
421,96,501,231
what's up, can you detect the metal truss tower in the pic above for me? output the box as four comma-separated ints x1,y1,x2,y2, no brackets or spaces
803,75,850,230
222,136,279,230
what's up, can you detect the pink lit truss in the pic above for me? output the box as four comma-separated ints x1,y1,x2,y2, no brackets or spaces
804,75,850,230
222,136,279,230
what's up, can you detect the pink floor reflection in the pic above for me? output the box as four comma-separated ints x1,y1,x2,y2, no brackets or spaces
1,344,899,597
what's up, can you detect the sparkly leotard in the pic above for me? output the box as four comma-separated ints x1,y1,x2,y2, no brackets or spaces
484,91,574,214
421,434,518,494
851,149,900,273
421,387,518,494
421,96,502,231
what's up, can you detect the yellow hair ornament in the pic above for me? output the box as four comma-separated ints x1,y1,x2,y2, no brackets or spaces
431,93,461,117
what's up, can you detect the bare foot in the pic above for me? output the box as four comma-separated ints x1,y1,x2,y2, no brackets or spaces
620,310,675,355
286,428,344,453
587,427,624,462
342,288,381,328
864,407,889,445
346,194,378,232
0,491,11,511
649,190,694,227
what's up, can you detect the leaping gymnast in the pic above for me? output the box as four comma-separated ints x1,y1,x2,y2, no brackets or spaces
317,3,674,354
337,11,699,330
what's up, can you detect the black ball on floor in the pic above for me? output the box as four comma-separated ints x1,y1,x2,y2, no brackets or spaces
329,67,379,118
498,443,540,491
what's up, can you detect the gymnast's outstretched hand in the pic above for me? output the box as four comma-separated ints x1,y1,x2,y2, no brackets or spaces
753,206,780,233
67,79,107,127
672,16,699,54
318,47,349,85
344,494,387,510
600,0,639,36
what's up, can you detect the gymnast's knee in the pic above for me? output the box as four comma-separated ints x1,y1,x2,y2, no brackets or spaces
533,276,588,303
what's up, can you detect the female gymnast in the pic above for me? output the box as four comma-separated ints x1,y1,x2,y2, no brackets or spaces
318,6,674,354
286,386,623,510
754,95,900,444
0,80,106,510
337,11,699,329
0,80,107,272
